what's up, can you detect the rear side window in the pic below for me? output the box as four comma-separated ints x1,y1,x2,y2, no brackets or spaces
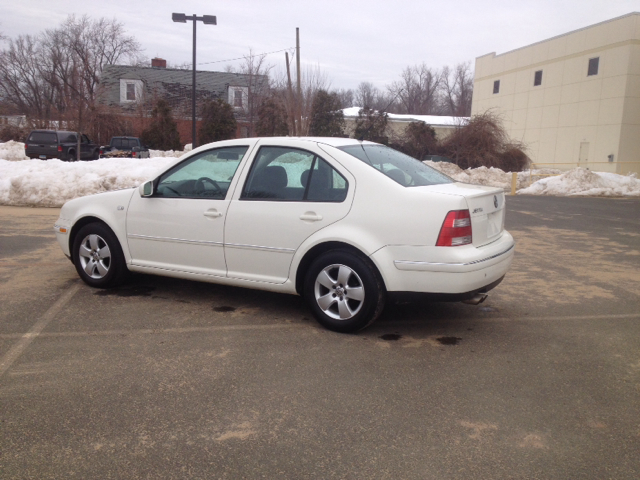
241,146,348,202
28,132,57,144
338,144,452,187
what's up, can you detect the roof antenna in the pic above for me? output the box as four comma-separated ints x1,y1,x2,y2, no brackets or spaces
357,88,404,142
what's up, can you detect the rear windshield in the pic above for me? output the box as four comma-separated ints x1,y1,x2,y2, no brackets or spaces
28,132,57,144
338,144,453,187
112,138,138,149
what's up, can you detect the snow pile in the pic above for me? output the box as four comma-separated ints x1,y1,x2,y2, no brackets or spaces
518,168,640,197
149,143,192,158
425,161,531,190
0,141,29,161
0,157,174,207
342,107,465,126
1,141,639,208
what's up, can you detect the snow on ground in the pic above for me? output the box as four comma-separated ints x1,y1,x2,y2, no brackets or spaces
1,141,639,207
517,168,640,197
0,140,29,161
342,107,464,126
0,157,174,207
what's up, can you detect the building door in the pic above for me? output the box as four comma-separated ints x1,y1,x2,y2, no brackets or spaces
579,142,590,168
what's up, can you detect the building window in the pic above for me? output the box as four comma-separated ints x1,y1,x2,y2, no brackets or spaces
493,80,500,94
120,79,143,103
588,57,599,76
228,86,248,109
126,83,136,101
534,70,543,86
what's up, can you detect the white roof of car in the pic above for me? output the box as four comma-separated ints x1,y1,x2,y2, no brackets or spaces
254,137,378,147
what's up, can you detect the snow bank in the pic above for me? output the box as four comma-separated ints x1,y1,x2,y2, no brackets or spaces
425,161,532,190
0,157,174,207
1,140,639,208
517,168,640,197
0,140,29,161
424,162,640,196
149,143,192,158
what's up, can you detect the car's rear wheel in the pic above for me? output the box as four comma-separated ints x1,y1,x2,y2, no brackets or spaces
304,250,385,333
67,149,76,161
72,223,128,288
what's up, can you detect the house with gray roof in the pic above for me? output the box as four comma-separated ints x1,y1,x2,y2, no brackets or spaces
99,59,268,140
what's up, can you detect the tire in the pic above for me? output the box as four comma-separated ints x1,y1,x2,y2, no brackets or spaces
67,150,76,162
72,223,129,288
304,250,386,333
91,149,99,160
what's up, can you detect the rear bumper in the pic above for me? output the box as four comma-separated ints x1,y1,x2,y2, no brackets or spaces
388,275,505,303
371,232,515,294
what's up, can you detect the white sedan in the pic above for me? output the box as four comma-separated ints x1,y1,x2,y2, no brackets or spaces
54,137,515,332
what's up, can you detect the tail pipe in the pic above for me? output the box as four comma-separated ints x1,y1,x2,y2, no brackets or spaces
462,293,488,305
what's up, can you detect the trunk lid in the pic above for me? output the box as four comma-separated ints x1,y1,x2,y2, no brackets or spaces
425,183,506,247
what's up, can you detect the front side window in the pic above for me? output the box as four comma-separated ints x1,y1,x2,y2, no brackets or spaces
588,57,599,76
241,146,348,202
156,146,248,199
338,144,452,187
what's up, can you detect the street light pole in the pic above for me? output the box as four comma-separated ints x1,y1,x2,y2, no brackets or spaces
172,13,217,149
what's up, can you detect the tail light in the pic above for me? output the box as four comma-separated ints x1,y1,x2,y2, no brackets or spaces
99,149,103,155
132,151,137,157
436,210,472,246
58,146,63,152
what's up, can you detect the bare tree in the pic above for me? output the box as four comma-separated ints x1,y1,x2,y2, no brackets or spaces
333,88,354,109
0,15,141,135
388,63,442,115
233,49,273,136
441,62,474,116
270,62,330,136
354,82,378,109
0,35,58,126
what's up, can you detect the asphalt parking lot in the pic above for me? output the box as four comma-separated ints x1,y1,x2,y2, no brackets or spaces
1,196,639,479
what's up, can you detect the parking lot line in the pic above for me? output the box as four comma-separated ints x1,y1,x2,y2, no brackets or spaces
0,283,80,377
0,312,637,342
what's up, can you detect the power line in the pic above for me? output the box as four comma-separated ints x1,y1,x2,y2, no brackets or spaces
197,47,295,66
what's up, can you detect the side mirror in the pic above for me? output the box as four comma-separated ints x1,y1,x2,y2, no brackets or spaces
139,180,154,197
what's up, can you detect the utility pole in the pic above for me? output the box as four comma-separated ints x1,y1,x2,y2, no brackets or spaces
296,27,302,136
285,52,296,136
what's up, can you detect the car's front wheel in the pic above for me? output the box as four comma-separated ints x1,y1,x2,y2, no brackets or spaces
304,250,385,333
72,223,129,288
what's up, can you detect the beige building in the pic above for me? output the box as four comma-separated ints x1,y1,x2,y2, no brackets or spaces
471,12,640,174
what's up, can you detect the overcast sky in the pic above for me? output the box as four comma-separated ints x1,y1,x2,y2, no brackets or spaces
2,0,638,91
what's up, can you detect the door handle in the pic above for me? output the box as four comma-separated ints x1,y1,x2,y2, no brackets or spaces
299,212,323,222
203,209,223,218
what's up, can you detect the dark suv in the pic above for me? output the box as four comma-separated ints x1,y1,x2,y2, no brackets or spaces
25,130,99,161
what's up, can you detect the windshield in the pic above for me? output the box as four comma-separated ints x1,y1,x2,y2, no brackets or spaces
338,144,453,187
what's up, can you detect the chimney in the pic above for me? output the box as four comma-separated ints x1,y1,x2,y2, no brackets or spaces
151,58,167,68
